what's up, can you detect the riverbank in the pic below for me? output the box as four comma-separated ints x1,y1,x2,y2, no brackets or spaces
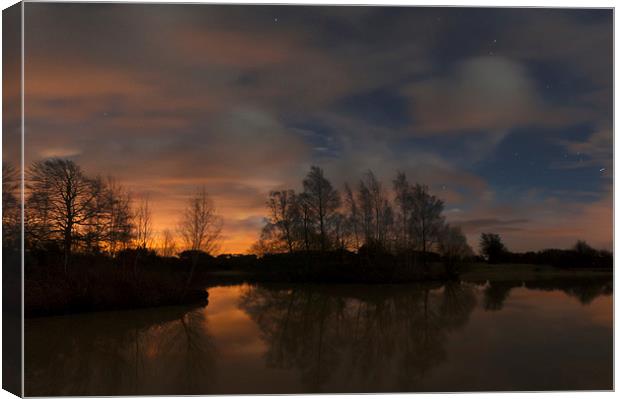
25,274,209,318
24,250,210,317
202,262,613,288
460,263,613,283
24,247,612,317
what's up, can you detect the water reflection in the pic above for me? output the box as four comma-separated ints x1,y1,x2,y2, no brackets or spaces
483,276,613,311
25,277,613,395
524,277,613,305
25,305,215,396
239,282,477,392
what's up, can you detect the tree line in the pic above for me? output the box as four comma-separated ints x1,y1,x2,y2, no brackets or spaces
2,159,222,273
252,166,472,269
4,160,610,274
479,233,612,268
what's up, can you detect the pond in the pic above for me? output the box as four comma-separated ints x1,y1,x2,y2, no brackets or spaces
25,278,613,395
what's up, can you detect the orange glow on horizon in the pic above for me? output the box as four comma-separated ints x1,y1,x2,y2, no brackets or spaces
148,206,262,255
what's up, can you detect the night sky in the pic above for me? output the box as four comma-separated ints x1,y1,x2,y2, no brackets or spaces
17,4,613,253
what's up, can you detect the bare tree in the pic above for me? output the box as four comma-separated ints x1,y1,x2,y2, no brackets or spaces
357,179,373,246
298,192,314,251
302,166,340,252
343,183,360,250
357,171,392,249
393,172,412,250
178,187,222,254
27,159,100,273
81,176,109,253
438,225,472,274
159,229,177,257
178,187,222,290
410,184,445,269
2,162,20,248
266,190,300,253
134,196,152,249
104,177,133,255
330,212,348,251
253,223,289,255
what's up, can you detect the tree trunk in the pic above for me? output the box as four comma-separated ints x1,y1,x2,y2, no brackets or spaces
319,214,325,252
63,226,72,274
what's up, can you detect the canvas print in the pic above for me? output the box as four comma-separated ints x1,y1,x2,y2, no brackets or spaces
2,2,613,396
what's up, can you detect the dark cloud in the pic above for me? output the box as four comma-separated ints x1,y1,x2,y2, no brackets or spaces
454,218,530,232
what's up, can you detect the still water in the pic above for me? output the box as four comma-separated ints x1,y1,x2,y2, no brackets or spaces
25,278,612,395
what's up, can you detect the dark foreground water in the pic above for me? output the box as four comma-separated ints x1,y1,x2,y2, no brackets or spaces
25,278,613,395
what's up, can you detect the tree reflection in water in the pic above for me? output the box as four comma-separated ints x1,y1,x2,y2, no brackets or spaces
25,305,215,396
483,276,613,311
25,277,612,395
239,282,477,392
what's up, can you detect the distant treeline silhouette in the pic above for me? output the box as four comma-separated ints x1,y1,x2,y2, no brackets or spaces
1,159,612,315
479,233,612,269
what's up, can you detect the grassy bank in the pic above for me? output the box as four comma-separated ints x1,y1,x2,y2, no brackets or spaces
461,262,613,283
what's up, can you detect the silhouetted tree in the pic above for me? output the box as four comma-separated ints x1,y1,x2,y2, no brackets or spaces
343,183,360,250
103,177,133,255
159,229,177,257
573,240,596,257
302,166,340,251
178,188,221,254
265,190,300,253
178,187,222,288
393,172,412,251
298,192,315,251
479,233,507,264
2,161,20,248
81,177,111,253
438,225,472,275
27,159,101,273
330,212,349,251
134,196,152,249
359,170,393,249
357,177,374,246
249,233,286,257
410,184,445,269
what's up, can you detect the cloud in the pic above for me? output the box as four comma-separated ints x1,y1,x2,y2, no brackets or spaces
552,127,612,173
454,218,529,232
449,186,612,253
404,56,590,134
20,5,612,253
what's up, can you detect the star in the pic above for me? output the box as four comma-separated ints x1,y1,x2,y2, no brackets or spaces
274,17,278,23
